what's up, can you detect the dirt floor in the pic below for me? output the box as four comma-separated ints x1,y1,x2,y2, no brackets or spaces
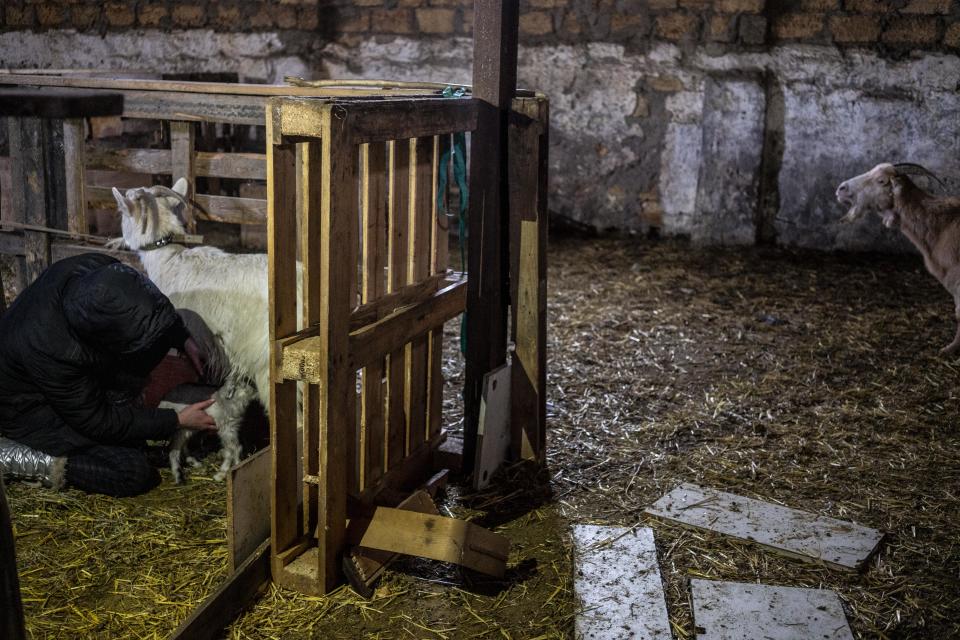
5,237,960,639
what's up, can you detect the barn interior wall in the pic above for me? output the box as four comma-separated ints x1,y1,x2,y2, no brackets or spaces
1,1,959,252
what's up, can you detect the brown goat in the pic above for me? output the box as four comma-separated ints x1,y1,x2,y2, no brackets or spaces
837,163,960,354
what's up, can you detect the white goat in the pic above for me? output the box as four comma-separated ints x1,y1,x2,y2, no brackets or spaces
159,378,257,482
838,162,960,354
112,179,275,409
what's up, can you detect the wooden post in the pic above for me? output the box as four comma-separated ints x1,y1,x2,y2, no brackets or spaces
314,105,358,591
0,478,26,640
464,0,519,475
170,121,197,233
266,104,302,585
63,118,87,235
508,97,548,462
8,117,53,286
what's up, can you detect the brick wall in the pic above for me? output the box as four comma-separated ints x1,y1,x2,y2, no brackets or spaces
3,1,959,52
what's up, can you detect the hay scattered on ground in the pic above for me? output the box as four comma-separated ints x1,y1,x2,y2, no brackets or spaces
6,236,960,639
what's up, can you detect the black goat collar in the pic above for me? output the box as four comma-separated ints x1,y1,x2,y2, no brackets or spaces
138,233,204,251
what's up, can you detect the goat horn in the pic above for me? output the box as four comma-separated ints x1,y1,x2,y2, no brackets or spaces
893,163,945,187
146,185,189,205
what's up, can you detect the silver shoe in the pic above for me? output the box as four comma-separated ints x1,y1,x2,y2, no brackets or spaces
0,437,66,490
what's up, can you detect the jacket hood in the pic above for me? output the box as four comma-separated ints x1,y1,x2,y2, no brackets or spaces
62,262,180,357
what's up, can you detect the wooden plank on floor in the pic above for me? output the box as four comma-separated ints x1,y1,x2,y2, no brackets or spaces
169,541,270,640
352,507,509,577
572,525,671,640
690,579,854,640
227,447,271,573
645,483,884,571
473,363,511,490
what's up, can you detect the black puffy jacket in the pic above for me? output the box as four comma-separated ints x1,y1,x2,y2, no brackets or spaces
0,254,187,455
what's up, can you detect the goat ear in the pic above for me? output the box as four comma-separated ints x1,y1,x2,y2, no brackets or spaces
172,177,189,197
112,187,128,213
112,187,138,216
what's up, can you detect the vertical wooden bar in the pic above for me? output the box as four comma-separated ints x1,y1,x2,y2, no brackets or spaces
464,0,519,475
300,142,322,536
170,121,197,233
0,479,25,640
386,139,410,468
405,136,434,452
63,118,87,234
509,97,549,462
266,104,302,580
315,105,357,592
428,135,450,441
8,117,51,285
360,142,389,489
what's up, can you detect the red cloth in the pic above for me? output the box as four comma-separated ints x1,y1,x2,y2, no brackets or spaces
142,350,201,408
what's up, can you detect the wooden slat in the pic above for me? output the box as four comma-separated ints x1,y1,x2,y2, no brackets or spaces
170,121,196,232
428,135,450,441
386,139,410,469
352,272,448,329
313,104,357,592
464,0,519,475
85,148,170,174
63,119,87,234
197,152,267,180
405,136,434,454
281,279,466,383
169,541,270,640
86,149,266,180
508,97,548,462
360,142,389,490
86,186,267,225
300,141,322,539
266,103,303,584
280,98,478,143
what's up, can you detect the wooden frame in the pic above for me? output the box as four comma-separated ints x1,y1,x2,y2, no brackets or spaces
267,96,479,594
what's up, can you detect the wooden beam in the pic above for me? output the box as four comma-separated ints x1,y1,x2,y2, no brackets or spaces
8,117,51,285
464,0,519,475
266,103,303,586
279,98,478,143
168,541,270,640
280,279,467,383
508,97,548,462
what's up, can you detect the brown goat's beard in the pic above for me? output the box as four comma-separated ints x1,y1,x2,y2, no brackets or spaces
881,210,899,228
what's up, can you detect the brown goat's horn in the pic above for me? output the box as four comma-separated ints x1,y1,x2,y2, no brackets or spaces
893,163,945,187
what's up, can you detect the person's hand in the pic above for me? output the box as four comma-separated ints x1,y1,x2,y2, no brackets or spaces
177,398,217,431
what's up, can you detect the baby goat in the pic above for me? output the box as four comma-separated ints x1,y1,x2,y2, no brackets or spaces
837,162,960,354
160,378,257,483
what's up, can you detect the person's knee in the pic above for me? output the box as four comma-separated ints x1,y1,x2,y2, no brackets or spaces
111,458,160,497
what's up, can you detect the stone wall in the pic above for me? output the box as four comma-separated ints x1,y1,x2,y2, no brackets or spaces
2,1,960,250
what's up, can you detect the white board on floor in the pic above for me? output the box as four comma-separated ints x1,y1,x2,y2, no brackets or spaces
473,364,511,490
645,483,883,571
572,525,672,640
691,579,854,640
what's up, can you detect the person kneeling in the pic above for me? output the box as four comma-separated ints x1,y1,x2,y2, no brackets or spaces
0,254,215,497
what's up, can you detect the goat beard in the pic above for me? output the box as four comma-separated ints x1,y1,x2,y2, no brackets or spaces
881,210,899,229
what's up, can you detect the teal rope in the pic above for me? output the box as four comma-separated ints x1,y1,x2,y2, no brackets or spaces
437,86,470,354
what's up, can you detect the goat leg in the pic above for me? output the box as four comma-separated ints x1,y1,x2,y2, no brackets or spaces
167,429,193,484
941,295,960,356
